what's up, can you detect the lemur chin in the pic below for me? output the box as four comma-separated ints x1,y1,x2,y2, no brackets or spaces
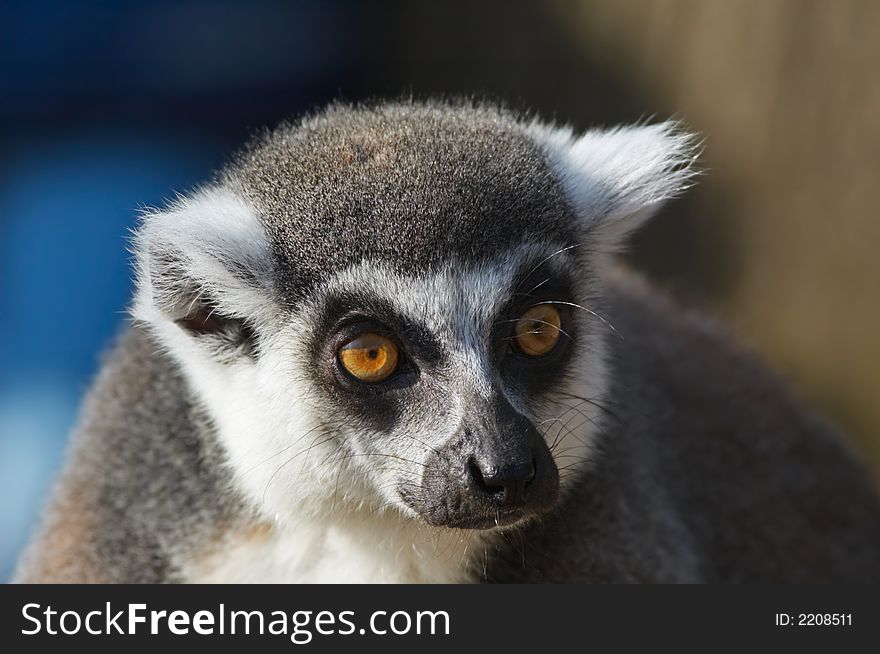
16,101,880,583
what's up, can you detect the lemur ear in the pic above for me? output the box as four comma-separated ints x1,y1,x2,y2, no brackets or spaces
131,186,275,353
531,121,700,249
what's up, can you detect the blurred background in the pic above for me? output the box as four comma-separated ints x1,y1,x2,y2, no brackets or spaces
1,0,878,580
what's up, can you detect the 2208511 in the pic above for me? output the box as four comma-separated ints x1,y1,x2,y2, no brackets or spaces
799,614,851,626
775,614,853,626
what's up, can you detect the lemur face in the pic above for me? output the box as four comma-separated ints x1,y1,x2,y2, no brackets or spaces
133,102,696,531
293,249,589,528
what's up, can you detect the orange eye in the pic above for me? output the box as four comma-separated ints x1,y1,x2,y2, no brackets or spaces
514,305,562,356
338,333,400,383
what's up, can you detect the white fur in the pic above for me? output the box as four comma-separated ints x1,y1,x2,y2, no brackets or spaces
167,334,489,583
531,121,699,248
132,184,278,327
184,516,481,584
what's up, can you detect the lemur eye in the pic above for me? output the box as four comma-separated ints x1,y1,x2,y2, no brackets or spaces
514,305,562,357
338,333,400,383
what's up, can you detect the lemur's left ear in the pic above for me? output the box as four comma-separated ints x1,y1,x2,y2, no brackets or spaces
531,121,700,249
131,185,276,353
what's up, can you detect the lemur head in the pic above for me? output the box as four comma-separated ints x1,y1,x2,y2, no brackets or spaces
133,102,696,531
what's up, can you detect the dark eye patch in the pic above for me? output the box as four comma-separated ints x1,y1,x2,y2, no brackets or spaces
491,264,581,395
303,292,450,433
313,292,446,369
493,262,577,339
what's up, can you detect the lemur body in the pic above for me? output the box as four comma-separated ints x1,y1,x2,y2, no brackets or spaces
16,102,880,583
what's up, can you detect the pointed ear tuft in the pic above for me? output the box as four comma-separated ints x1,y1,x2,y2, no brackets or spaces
531,120,701,249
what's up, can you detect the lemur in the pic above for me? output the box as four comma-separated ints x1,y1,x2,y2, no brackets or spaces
16,101,880,583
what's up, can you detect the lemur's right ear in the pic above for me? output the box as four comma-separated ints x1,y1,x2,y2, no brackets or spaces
131,186,276,353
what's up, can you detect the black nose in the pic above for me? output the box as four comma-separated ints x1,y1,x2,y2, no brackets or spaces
410,404,560,529
468,455,537,507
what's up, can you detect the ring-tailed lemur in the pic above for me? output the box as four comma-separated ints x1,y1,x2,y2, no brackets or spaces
16,101,880,583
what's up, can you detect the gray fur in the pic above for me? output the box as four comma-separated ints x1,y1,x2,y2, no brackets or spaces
16,329,247,582
15,100,880,583
230,101,578,301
